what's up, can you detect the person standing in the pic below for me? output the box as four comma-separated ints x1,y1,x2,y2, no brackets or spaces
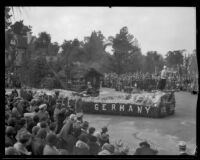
159,66,168,90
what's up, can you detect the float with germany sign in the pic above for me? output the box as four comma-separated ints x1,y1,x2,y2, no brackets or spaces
30,88,175,118
68,90,176,118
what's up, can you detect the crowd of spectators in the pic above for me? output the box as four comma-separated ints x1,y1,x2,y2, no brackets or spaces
5,89,161,155
103,72,196,93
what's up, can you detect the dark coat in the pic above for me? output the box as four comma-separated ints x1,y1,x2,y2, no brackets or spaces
55,112,66,134
134,146,158,155
57,119,74,149
73,140,90,155
88,141,101,155
5,135,15,147
31,137,46,155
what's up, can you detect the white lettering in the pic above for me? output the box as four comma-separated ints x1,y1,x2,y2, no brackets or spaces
128,105,133,112
102,104,107,111
119,104,125,112
137,106,143,114
145,106,151,114
112,104,116,111
94,104,99,110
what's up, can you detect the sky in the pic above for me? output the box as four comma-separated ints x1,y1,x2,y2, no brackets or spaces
11,7,196,56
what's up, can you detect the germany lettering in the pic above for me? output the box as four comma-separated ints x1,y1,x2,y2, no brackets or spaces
93,103,152,114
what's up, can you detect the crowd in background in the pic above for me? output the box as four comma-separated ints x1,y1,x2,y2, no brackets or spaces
5,89,163,155
5,69,198,94
103,72,197,93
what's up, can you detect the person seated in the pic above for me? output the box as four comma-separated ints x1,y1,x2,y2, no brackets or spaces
86,82,93,95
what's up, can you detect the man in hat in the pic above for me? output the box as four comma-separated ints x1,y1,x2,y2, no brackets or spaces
81,121,89,135
134,141,158,155
158,65,168,90
37,104,49,122
178,141,188,155
99,126,110,147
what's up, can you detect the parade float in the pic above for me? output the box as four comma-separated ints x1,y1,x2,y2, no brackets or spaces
13,87,176,118
70,90,176,118
49,89,175,118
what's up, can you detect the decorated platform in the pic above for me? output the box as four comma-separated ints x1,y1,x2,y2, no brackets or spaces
11,88,175,118
66,89,176,118
81,91,175,118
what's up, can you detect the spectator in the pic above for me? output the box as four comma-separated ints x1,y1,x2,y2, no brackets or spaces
178,141,188,155
48,122,57,135
24,107,39,119
11,105,21,119
73,134,90,155
93,131,101,146
5,112,10,126
29,99,38,112
43,133,60,155
31,128,47,155
26,118,35,133
88,127,96,141
99,126,109,147
81,121,89,135
57,114,75,153
32,126,40,137
32,115,40,126
15,118,30,142
53,99,62,122
14,133,32,155
7,117,17,129
88,135,101,155
5,147,20,155
37,104,49,122
5,126,16,147
134,141,158,155
98,143,115,155
55,108,67,134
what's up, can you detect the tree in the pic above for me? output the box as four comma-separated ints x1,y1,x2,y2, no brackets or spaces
35,32,51,49
144,51,165,73
109,26,142,74
83,31,105,62
48,42,59,56
5,7,12,30
9,20,32,36
165,50,184,68
28,56,50,88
